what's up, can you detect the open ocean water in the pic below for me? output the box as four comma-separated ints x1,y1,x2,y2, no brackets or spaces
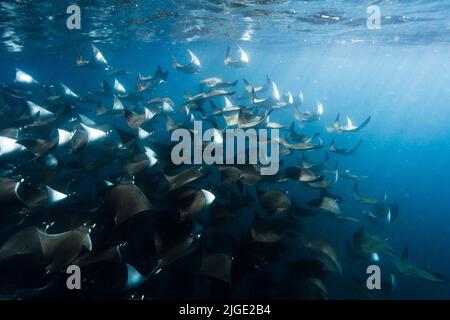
0,0,449,300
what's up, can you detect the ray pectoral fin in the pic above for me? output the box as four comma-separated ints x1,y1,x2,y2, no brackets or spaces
124,264,149,290
334,215,359,223
425,269,450,282
353,115,371,132
224,46,231,63
351,139,362,153
329,137,336,148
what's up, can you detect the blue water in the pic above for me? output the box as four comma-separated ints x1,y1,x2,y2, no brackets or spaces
1,0,450,299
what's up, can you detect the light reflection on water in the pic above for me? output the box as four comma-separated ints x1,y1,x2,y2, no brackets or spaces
1,0,450,52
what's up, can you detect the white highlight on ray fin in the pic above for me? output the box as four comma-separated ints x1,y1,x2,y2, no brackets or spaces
57,128,74,146
201,189,215,206
46,186,68,203
80,123,106,142
15,68,37,84
0,136,25,157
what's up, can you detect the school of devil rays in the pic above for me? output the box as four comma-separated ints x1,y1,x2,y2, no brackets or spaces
0,45,448,300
